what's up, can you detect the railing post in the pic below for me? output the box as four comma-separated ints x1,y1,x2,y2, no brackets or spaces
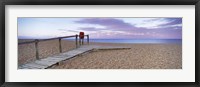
87,35,89,45
82,38,84,45
79,35,81,46
35,39,39,60
76,34,78,48
59,38,62,53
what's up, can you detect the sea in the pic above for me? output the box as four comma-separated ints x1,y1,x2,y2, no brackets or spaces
67,39,182,44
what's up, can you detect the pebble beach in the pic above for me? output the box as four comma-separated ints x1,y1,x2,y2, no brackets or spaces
50,42,182,69
18,39,182,69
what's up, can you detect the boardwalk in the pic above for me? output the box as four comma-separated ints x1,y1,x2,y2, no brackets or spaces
19,45,131,69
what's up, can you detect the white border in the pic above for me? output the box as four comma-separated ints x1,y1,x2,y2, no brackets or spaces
5,5,195,82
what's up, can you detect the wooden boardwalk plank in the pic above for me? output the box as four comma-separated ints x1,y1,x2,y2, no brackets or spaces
34,60,59,67
19,65,36,69
20,62,48,69
19,45,131,69
96,47,131,50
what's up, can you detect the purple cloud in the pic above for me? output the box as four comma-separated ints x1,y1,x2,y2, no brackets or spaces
79,27,106,31
75,18,182,39
161,18,182,26
76,18,134,30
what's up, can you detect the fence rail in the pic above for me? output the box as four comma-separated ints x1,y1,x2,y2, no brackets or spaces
18,34,89,60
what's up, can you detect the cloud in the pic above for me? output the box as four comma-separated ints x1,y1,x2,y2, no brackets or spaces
159,18,182,26
75,18,134,30
79,27,106,31
58,29,79,33
74,18,182,39
67,30,79,32
135,18,182,30
155,18,182,29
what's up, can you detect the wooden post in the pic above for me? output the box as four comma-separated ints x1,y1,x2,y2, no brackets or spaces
79,36,81,46
59,38,62,53
35,39,39,60
82,38,84,45
76,34,78,48
87,35,89,45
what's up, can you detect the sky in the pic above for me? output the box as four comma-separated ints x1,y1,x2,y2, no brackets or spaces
18,17,182,39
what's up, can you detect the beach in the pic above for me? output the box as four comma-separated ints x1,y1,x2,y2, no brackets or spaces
18,39,182,69
51,41,182,69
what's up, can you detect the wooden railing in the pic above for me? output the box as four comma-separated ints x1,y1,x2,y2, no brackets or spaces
18,34,89,60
